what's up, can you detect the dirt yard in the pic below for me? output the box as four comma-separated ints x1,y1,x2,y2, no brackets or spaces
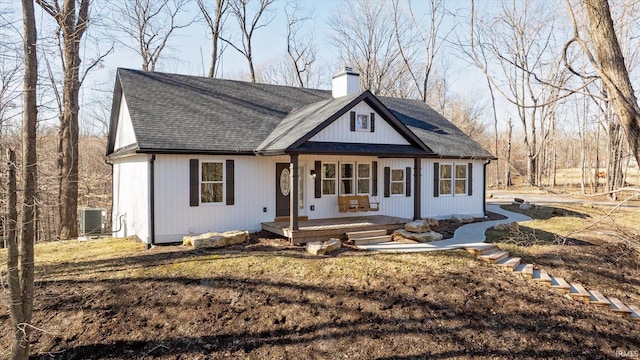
1,215,639,359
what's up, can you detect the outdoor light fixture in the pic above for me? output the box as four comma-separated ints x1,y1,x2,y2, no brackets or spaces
310,169,316,179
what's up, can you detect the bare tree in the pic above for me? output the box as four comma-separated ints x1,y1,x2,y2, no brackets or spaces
198,0,229,77
36,0,106,239
565,0,640,182
7,0,38,357
110,0,194,72
221,0,276,83
284,0,316,88
468,0,569,186
392,0,450,103
330,0,406,96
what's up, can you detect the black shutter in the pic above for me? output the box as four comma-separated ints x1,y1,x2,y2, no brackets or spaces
405,167,411,197
370,112,375,132
468,162,473,196
383,166,390,198
226,160,235,205
189,159,199,206
433,162,439,197
350,111,356,131
372,161,378,196
314,161,322,198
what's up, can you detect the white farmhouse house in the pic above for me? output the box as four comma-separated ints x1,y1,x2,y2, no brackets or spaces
107,67,495,246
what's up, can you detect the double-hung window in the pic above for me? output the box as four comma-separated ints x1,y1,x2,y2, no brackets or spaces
454,164,467,195
439,163,467,196
322,163,337,195
201,162,224,203
340,163,354,194
391,169,404,195
357,163,371,194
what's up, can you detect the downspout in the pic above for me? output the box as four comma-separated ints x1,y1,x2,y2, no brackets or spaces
483,159,490,217
149,154,156,248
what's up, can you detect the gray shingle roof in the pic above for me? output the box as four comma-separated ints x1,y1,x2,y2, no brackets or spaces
108,68,494,159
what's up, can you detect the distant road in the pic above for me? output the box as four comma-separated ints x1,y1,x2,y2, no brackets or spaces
486,190,640,209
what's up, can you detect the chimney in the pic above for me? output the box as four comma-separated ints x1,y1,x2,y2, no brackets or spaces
331,66,360,98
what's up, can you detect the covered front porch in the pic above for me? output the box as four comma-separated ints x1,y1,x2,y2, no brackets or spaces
261,215,409,244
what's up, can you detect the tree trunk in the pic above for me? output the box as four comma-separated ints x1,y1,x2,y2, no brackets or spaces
8,1,38,357
585,0,640,167
505,118,513,187
36,0,89,239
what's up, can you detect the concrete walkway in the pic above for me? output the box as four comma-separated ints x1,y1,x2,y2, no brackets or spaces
356,204,532,252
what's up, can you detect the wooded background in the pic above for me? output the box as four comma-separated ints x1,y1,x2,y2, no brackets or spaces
1,0,640,245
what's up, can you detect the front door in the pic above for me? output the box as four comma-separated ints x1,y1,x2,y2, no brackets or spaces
276,163,290,217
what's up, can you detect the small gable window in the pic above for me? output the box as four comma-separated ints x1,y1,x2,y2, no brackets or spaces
356,114,369,131
201,162,224,203
391,169,404,195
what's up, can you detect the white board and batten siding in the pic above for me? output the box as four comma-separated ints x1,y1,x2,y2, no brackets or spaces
153,154,290,243
114,95,137,150
112,154,150,242
309,101,410,145
298,155,414,220
420,159,485,219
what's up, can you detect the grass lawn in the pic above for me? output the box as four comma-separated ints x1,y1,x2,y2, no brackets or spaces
1,211,639,359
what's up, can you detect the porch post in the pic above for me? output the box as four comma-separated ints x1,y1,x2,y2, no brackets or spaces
413,157,421,220
290,154,299,232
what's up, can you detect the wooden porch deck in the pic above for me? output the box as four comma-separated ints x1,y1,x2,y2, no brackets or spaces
261,215,410,244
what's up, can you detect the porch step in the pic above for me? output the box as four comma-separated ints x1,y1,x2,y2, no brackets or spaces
273,215,308,223
588,290,611,307
479,250,510,264
628,305,640,322
495,257,521,271
608,297,632,315
464,244,498,256
569,283,591,303
513,263,533,279
353,235,392,245
549,276,571,293
532,269,551,284
346,229,387,240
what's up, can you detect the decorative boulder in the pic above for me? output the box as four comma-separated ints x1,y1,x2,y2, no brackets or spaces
519,202,535,210
405,218,438,233
183,230,249,248
393,229,443,243
493,223,509,231
494,222,520,232
451,214,475,224
306,238,342,255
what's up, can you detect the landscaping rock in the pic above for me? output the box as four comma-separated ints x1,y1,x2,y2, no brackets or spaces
183,230,249,248
324,238,342,252
493,223,508,231
306,241,325,255
451,214,475,224
405,218,438,233
494,222,520,232
518,202,535,210
306,238,342,255
393,229,443,243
